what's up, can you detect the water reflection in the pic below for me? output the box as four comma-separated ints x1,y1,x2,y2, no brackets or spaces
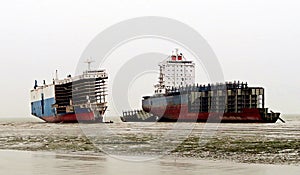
0,150,299,175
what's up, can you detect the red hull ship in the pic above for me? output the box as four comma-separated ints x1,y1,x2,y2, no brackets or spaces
122,49,280,123
142,82,280,123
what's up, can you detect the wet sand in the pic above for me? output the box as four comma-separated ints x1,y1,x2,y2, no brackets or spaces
1,150,300,175
0,115,299,165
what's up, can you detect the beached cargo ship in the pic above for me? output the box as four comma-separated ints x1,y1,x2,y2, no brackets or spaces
122,49,280,123
30,64,108,123
142,82,280,123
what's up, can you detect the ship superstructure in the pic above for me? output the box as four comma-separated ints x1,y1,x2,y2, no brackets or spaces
155,49,195,94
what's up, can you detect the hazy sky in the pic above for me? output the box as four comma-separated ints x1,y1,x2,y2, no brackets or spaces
0,0,299,118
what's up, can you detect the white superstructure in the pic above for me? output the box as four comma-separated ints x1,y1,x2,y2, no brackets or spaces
155,49,195,94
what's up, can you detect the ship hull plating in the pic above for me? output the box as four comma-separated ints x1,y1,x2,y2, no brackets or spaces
143,105,279,123
40,112,100,123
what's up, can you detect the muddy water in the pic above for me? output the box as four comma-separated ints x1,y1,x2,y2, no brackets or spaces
0,114,299,174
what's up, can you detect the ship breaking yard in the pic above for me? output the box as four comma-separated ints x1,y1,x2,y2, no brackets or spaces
15,49,299,165
0,118,299,165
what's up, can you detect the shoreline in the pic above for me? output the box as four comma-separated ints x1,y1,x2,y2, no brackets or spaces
0,148,299,169
0,133,299,165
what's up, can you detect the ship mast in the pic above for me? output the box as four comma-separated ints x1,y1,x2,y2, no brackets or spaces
84,57,95,71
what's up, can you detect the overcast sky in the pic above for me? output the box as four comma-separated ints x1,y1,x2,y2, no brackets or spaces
0,0,299,118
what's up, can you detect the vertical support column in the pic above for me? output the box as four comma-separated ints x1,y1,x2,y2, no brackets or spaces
262,88,265,109
249,94,252,108
235,90,238,113
41,93,44,116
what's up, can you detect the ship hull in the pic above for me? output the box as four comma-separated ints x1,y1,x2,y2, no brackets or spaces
31,96,104,123
40,112,102,123
143,102,280,123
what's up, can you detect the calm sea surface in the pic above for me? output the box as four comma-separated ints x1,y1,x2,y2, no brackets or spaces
0,114,299,175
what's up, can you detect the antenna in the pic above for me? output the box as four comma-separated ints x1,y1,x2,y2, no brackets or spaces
84,57,95,71
55,70,58,80
175,48,179,60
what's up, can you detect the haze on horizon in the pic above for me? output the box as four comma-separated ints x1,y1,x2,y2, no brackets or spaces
0,0,299,118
